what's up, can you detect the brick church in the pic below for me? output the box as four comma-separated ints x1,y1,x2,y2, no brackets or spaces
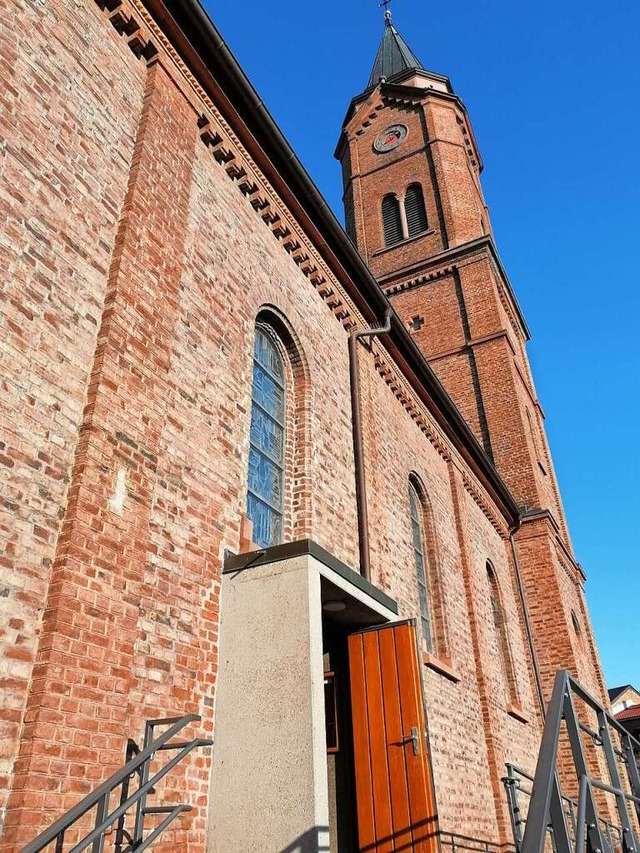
0,0,615,850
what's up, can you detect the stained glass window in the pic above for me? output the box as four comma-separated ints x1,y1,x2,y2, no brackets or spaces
247,326,286,549
409,481,434,653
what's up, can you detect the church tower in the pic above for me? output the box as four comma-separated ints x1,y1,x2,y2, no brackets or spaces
336,10,607,705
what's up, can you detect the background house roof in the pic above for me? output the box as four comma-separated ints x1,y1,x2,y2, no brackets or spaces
615,705,640,722
609,685,638,702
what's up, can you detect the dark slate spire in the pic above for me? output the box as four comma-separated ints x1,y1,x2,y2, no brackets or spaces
367,10,424,88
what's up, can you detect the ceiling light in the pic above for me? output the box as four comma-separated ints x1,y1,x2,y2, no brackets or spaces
323,600,347,613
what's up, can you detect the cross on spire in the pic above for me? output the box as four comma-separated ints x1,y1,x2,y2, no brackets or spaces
379,0,393,20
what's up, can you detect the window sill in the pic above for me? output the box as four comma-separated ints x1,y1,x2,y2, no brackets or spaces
374,229,435,257
506,703,529,724
422,652,461,683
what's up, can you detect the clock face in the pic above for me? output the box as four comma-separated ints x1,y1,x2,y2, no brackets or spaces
374,124,408,153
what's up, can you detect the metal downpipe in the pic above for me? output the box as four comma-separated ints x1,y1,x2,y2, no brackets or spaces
510,525,546,720
349,309,392,582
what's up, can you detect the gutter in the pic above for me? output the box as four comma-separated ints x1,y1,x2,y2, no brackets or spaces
146,0,521,528
348,310,393,581
510,525,546,720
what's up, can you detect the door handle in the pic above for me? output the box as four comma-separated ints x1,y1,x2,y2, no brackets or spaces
402,726,420,756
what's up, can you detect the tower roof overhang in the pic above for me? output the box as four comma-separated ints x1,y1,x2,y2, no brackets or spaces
138,0,522,528
333,76,482,172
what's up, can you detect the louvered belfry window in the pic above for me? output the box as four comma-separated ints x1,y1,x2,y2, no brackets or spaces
382,194,403,247
404,183,428,237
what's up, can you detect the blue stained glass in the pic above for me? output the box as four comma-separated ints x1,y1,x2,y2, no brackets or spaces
409,484,434,653
254,327,285,381
252,365,285,421
250,405,284,462
248,448,283,508
247,494,283,550
247,325,286,549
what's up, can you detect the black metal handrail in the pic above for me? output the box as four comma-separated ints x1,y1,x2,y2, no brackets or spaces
515,671,640,853
22,714,212,853
438,829,507,853
503,763,625,853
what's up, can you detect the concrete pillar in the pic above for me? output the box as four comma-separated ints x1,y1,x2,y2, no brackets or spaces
208,547,398,853
209,556,329,853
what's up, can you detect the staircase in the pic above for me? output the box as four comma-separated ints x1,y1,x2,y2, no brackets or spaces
22,714,212,853
504,671,640,853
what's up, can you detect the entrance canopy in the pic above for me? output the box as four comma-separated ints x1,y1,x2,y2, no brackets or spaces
209,540,398,852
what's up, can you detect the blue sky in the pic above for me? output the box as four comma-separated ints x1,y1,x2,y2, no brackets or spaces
206,0,640,688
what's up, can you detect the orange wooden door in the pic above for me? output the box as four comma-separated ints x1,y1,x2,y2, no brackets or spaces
348,621,438,853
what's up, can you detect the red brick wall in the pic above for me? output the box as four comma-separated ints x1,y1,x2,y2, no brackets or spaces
2,50,205,847
424,98,486,247
0,0,146,834
454,478,539,841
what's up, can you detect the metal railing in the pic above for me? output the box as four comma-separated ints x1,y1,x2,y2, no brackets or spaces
439,830,506,853
503,764,624,853
513,671,640,853
22,714,212,853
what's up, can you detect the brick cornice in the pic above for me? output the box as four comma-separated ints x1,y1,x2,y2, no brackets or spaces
94,0,158,61
517,510,583,583
383,264,454,295
336,79,483,172
519,507,561,533
424,330,514,364
459,466,511,540
379,235,530,340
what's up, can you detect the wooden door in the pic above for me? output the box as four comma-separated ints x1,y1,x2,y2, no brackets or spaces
348,621,438,853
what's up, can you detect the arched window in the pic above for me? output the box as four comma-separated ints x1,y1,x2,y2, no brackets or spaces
382,194,403,247
526,408,547,474
571,610,585,650
409,478,435,653
404,184,428,237
487,562,517,701
247,324,286,549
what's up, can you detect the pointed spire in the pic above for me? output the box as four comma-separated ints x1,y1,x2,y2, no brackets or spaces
367,9,425,88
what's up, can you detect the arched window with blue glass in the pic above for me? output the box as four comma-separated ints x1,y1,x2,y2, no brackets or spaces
247,324,287,549
409,475,436,654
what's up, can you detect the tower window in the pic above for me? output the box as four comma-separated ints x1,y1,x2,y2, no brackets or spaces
382,194,403,247
247,325,286,549
404,183,428,237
